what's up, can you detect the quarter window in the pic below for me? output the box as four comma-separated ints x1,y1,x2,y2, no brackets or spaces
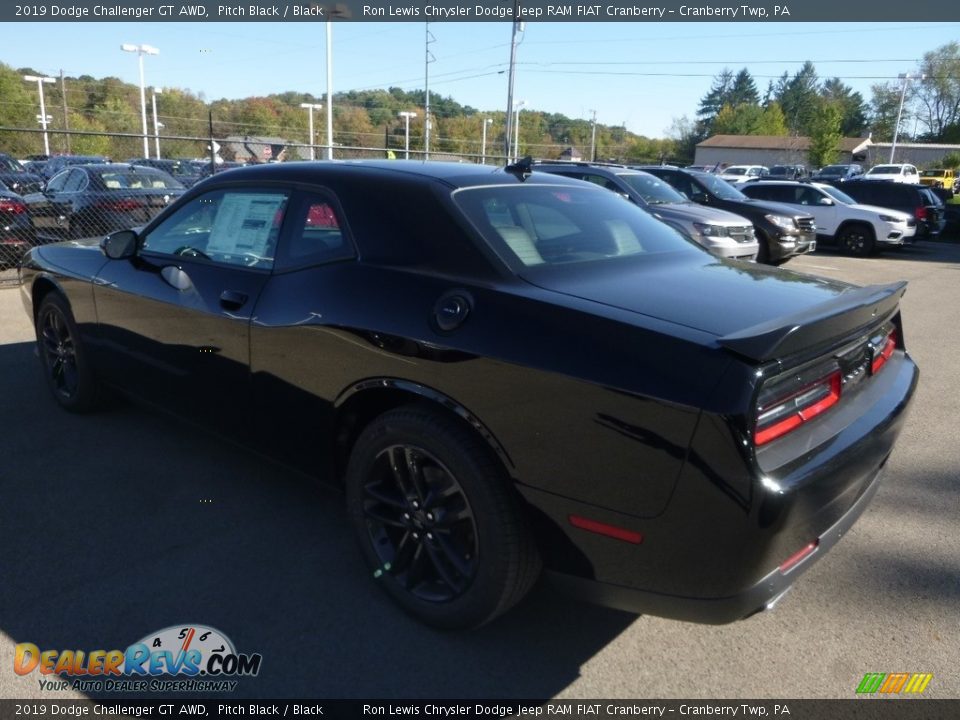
274,192,353,269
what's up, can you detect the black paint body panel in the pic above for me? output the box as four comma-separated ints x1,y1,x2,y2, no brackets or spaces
17,161,919,623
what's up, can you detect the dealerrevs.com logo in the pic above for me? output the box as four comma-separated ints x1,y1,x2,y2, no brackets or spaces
14,625,261,693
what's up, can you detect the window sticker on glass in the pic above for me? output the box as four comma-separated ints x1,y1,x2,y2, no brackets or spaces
205,193,287,257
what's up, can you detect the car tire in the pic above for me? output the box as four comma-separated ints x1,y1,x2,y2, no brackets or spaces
345,405,541,629
35,293,103,412
837,224,876,256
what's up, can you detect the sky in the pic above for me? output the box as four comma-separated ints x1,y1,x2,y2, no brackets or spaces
5,21,960,138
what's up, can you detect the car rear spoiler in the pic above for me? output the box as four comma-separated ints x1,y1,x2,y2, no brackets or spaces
718,281,907,363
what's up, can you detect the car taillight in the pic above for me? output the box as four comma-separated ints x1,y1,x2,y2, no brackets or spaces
0,199,26,214
871,330,897,375
96,199,142,211
915,206,927,220
755,361,842,446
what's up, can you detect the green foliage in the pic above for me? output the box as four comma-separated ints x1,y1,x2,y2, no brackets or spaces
939,151,960,169
869,82,906,142
916,42,960,140
807,100,843,168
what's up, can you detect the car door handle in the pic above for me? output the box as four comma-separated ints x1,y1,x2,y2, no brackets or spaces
219,290,248,311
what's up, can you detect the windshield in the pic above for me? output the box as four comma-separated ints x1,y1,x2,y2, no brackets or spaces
768,166,789,176
722,167,748,176
820,185,857,205
0,156,24,172
618,173,688,204
453,184,699,268
817,165,847,177
921,170,946,177
697,173,748,201
868,165,901,175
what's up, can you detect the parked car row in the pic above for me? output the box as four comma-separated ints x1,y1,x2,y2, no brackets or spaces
532,161,952,264
0,162,187,268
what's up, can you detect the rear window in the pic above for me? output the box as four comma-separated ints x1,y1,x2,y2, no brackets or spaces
94,168,184,190
453,184,700,268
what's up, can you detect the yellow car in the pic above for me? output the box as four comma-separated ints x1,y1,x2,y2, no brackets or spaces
919,168,957,191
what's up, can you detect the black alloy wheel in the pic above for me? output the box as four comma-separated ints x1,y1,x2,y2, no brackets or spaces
838,224,875,256
36,293,101,412
362,444,478,602
346,406,540,629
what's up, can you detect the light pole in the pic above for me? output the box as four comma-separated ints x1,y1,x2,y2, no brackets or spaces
513,100,525,162
481,118,493,164
891,72,924,163
399,111,417,160
325,22,334,160
589,109,597,162
300,103,323,160
23,75,56,156
151,87,163,159
121,43,160,159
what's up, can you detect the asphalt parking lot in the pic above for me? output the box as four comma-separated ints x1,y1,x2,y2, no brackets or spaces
1,242,958,700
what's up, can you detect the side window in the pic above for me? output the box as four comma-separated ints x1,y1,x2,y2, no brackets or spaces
45,171,70,193
582,174,621,192
275,191,353,270
667,174,694,198
141,188,289,269
66,170,89,192
796,187,821,205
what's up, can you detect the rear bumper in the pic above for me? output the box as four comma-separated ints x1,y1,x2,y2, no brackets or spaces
528,351,917,625
548,458,885,624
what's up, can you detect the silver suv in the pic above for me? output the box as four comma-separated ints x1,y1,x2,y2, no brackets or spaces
741,180,916,255
534,163,759,261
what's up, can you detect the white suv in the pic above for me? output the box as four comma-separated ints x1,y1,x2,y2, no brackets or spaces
863,163,920,184
718,165,768,184
740,181,916,255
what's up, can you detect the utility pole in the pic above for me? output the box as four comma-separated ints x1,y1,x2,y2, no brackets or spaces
325,21,334,160
425,23,435,161
589,110,597,162
504,1,524,162
60,69,70,154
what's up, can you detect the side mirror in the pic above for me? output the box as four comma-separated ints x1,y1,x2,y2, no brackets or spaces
101,229,137,259
818,197,834,206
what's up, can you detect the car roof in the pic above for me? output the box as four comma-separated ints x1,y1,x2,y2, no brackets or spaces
200,160,586,190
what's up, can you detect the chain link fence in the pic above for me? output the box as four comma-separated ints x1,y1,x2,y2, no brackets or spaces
0,124,666,286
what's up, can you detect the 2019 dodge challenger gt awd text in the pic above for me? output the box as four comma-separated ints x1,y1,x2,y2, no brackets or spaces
19,160,918,629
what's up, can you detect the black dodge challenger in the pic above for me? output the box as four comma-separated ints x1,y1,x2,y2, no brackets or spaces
18,161,918,629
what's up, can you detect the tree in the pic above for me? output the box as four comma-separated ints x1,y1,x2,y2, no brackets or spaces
728,69,760,108
915,42,960,140
807,100,843,168
665,115,700,165
756,102,789,136
869,82,909,142
697,68,735,127
775,62,821,135
821,78,868,136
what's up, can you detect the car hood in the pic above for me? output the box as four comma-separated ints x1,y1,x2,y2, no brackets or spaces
649,202,752,226
522,252,856,339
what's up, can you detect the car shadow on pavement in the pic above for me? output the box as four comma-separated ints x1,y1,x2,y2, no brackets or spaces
0,340,636,700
